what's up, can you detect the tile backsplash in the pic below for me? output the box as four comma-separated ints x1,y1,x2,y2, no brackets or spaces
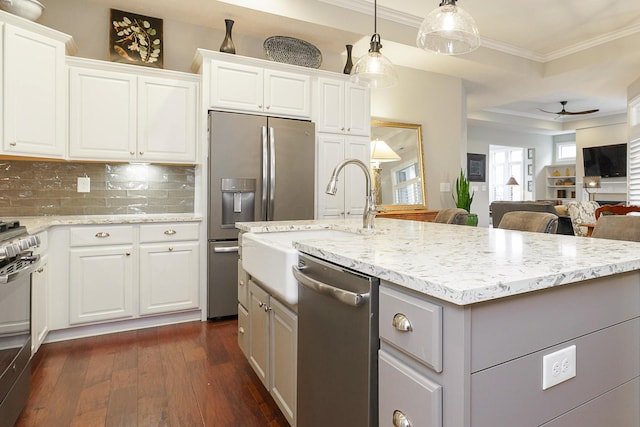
0,160,195,217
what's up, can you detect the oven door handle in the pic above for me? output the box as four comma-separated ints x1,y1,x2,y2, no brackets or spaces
292,265,369,307
0,254,40,284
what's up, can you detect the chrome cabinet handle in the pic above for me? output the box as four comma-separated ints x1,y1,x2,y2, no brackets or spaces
393,410,411,427
164,229,176,235
95,232,110,238
392,313,413,332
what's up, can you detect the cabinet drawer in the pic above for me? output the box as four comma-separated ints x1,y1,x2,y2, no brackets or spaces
139,222,199,243
379,350,442,427
380,284,442,372
238,259,249,308
238,303,249,358
69,225,134,246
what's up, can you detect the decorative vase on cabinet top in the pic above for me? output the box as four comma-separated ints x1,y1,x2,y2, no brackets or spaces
220,19,236,54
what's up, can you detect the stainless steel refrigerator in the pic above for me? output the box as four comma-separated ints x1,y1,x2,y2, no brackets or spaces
207,111,315,318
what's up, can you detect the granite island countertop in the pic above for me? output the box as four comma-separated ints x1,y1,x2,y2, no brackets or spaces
236,218,640,305
13,214,203,235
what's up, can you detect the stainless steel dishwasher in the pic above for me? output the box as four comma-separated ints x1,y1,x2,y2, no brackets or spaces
293,253,379,427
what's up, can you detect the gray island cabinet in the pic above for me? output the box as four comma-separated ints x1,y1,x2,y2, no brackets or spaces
237,218,640,427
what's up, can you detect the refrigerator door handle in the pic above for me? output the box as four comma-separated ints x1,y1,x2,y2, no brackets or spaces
261,126,269,221
269,126,276,221
213,246,239,253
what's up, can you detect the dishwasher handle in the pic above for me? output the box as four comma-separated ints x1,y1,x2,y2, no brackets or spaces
292,265,369,307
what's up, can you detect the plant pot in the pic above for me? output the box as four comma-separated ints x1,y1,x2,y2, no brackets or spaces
467,213,478,227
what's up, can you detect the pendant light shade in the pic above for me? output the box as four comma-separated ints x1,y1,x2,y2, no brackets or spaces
416,0,479,55
351,0,398,88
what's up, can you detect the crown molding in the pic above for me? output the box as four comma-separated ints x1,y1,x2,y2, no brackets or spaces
318,0,640,64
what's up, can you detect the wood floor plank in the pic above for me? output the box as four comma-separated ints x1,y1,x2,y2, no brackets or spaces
16,319,290,427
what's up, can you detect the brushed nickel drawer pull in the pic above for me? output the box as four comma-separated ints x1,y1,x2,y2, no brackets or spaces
164,229,177,235
393,410,411,427
392,313,413,332
95,232,110,238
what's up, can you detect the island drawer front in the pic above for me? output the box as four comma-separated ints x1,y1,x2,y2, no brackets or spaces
539,378,639,427
471,318,640,427
69,225,134,246
139,223,199,243
470,271,640,372
237,303,249,358
379,350,442,427
379,285,442,372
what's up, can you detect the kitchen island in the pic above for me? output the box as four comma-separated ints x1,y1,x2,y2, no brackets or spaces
237,218,640,427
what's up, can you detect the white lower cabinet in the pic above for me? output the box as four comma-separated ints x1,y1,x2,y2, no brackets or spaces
65,222,200,327
69,233,135,325
31,231,49,355
247,280,297,426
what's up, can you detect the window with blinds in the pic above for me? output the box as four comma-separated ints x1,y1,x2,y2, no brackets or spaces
628,98,640,205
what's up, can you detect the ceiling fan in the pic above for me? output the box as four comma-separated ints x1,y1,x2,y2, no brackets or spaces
538,100,599,116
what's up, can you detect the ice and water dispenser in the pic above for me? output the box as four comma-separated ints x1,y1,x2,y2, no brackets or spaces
220,178,256,228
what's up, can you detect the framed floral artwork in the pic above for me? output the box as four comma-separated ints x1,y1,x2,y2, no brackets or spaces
110,9,163,68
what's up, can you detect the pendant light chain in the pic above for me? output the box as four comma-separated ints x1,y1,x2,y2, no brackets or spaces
374,0,377,34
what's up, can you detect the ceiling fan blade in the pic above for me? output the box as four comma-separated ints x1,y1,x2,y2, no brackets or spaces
537,108,559,114
558,109,600,115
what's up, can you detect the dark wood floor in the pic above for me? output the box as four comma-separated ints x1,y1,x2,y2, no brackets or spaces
15,319,289,427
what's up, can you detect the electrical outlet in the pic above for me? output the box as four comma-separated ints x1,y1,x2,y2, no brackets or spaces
542,345,576,390
77,176,90,193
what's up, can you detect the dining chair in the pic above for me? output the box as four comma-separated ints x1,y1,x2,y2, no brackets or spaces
497,211,559,233
591,215,640,242
433,208,468,225
565,201,600,237
595,204,640,219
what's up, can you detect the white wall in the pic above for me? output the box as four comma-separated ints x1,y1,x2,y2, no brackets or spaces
371,66,465,211
467,125,554,227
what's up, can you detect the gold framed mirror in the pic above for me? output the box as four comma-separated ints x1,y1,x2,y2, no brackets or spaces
371,120,427,211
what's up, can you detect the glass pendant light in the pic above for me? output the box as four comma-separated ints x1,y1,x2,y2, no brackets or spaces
351,0,398,88
416,0,479,55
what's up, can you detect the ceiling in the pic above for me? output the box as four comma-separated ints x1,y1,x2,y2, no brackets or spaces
92,0,640,132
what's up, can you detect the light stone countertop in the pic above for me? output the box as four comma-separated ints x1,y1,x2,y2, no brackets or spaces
13,214,203,235
236,218,640,306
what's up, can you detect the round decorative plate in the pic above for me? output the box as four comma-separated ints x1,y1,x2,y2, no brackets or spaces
263,36,322,69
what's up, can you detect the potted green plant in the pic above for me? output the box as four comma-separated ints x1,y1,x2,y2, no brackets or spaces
453,169,478,226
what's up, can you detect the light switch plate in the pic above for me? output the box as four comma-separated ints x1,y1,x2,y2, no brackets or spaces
77,176,90,193
440,182,451,192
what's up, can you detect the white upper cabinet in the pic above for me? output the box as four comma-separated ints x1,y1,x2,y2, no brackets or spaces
68,58,198,163
208,58,311,118
316,77,370,136
2,23,67,158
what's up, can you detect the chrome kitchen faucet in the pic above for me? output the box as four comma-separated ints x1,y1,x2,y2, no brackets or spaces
326,158,376,229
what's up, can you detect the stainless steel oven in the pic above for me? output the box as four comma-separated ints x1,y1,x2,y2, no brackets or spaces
0,221,40,426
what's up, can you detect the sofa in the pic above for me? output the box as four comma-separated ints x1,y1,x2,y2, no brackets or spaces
490,201,574,235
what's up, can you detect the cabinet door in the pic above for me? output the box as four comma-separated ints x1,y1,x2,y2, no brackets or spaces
316,134,347,219
344,136,370,218
316,78,345,133
209,60,263,112
264,69,311,118
139,241,199,315
248,281,270,388
69,246,134,324
3,24,65,158
138,76,198,163
31,254,48,355
345,83,370,136
269,298,297,426
68,66,137,160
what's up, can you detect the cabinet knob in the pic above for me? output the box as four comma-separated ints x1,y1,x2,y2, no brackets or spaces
239,279,245,286
264,305,270,312
392,313,413,332
9,142,16,147
130,151,135,155
347,128,351,131
125,252,131,256
258,301,265,308
95,232,110,238
258,105,263,109
239,327,245,334
139,151,144,155
266,105,270,110
393,410,412,427
168,247,174,251
36,267,44,273
341,127,345,131
164,229,177,235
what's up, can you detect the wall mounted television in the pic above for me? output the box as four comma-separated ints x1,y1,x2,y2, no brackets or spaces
583,143,627,178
